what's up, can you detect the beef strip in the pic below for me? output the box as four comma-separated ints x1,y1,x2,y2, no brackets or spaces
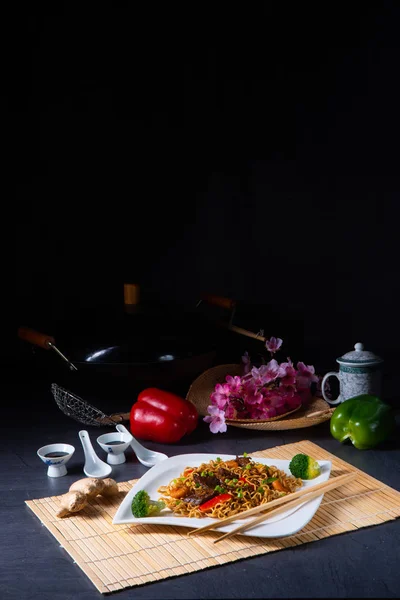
183,482,218,506
183,490,216,506
185,468,233,505
216,467,236,480
193,472,220,489
236,456,252,467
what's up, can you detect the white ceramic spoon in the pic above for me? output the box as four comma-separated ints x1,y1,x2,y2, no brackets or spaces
116,424,168,468
79,430,112,478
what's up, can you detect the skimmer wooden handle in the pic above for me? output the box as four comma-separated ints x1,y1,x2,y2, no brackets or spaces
18,327,55,349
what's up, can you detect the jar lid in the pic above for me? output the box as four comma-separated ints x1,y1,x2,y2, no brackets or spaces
337,342,383,367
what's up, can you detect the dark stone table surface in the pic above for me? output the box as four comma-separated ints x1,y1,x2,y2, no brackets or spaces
1,367,400,600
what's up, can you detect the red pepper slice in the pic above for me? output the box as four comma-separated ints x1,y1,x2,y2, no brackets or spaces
239,477,255,489
199,493,233,512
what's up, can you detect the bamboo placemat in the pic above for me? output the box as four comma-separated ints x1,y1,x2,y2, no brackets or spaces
25,440,400,594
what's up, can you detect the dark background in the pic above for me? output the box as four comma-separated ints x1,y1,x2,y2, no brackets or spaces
8,3,400,395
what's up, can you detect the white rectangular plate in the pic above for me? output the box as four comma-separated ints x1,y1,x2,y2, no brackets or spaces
113,453,332,538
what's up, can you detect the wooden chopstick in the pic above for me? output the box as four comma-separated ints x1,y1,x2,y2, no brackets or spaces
306,408,335,418
187,472,355,538
213,472,357,544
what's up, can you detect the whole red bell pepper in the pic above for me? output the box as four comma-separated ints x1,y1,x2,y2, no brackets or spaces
130,387,198,444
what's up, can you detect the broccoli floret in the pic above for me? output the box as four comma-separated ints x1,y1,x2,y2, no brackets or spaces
131,490,166,518
289,454,321,480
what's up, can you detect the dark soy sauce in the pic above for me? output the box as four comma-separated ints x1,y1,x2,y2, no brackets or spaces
45,451,69,458
107,441,124,446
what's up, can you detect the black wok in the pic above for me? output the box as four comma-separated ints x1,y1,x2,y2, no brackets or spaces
17,295,249,412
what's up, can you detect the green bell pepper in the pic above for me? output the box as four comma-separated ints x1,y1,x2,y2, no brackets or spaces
330,394,395,450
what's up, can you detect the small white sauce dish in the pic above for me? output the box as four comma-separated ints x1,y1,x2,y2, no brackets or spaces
37,443,75,477
96,432,131,465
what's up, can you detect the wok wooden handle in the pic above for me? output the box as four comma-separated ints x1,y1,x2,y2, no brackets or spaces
200,294,236,310
17,327,55,350
124,283,140,305
227,324,266,342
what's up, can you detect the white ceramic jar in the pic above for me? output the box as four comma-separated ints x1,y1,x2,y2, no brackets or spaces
321,342,383,405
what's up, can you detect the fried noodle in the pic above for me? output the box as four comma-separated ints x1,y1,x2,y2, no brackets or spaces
157,455,302,519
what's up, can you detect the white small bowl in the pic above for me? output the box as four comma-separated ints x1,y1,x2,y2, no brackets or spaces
97,432,131,465
37,443,75,477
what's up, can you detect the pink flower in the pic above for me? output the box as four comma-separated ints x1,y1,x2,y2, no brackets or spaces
277,359,293,378
249,366,265,386
209,337,318,432
224,403,238,419
262,389,296,415
278,360,297,388
296,362,319,390
204,405,227,433
267,392,287,410
248,405,273,419
225,375,243,395
265,359,281,381
298,388,313,405
210,383,231,409
242,382,264,405
265,337,283,355
274,404,289,416
228,397,249,419
250,359,280,386
265,406,278,418
279,385,295,397
284,393,303,410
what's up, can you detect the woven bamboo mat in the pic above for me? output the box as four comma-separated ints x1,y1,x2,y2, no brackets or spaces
25,440,400,594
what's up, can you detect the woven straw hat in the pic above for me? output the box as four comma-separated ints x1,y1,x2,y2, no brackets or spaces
186,363,333,430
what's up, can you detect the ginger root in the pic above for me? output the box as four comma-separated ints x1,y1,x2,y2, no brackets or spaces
56,477,119,518
101,478,119,497
56,491,88,518
69,477,105,497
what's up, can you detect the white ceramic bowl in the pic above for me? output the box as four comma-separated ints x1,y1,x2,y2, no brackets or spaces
96,432,131,465
37,443,75,477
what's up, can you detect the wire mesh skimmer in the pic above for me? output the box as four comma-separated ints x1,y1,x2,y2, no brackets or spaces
51,383,130,427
